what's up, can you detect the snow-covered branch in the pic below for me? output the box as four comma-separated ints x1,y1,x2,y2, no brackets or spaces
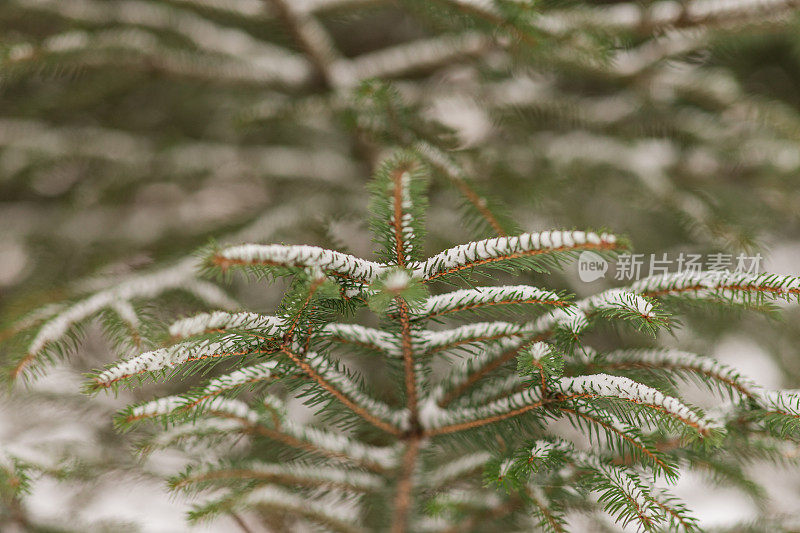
169,311,286,340
413,286,567,319
412,231,620,281
556,374,720,434
213,244,386,285
631,271,800,303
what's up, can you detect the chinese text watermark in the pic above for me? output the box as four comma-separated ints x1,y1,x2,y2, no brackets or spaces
577,251,763,283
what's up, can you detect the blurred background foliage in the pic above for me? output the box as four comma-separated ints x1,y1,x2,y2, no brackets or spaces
2,0,800,530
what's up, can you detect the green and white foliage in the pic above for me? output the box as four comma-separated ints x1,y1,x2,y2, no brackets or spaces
7,151,793,531
2,2,800,531
4,0,800,306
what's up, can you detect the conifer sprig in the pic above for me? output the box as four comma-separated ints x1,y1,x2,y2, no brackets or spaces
3,149,790,530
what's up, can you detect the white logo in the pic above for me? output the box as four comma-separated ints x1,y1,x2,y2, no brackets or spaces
578,251,608,282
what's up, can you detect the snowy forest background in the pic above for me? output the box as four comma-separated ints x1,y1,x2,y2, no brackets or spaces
2,0,800,531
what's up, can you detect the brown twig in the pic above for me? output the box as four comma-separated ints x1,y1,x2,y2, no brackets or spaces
391,435,420,533
280,346,401,435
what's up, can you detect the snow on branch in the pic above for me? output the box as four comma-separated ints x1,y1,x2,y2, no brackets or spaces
14,0,311,77
413,285,567,319
130,392,399,470
557,374,720,434
169,311,286,340
631,271,800,303
298,351,409,431
91,334,268,390
526,306,590,336
426,338,523,405
421,387,544,435
12,258,237,380
333,32,490,86
199,485,361,531
525,440,667,528
453,374,525,409
756,389,800,417
186,361,281,402
267,0,341,88
554,400,677,478
599,349,761,398
4,28,313,86
125,393,400,470
416,321,525,354
281,422,399,470
322,323,401,357
423,452,493,488
173,461,384,493
538,0,800,35
213,244,386,285
125,396,263,426
412,230,620,281
577,288,656,319
369,153,428,266
0,118,357,182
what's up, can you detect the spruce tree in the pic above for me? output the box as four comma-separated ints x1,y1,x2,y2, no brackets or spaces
2,0,800,531
7,151,800,531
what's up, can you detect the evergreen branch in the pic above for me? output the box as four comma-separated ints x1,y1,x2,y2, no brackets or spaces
281,274,326,343
280,346,406,434
592,349,761,400
266,0,341,88
3,28,314,86
539,0,800,35
369,151,428,264
413,285,568,320
526,487,567,533
322,323,402,357
646,487,700,532
108,300,143,350
434,335,547,407
10,258,237,381
148,361,283,414
0,303,64,345
418,321,528,356
125,396,397,472
517,343,564,397
120,395,267,427
168,311,286,341
432,338,527,406
632,271,800,304
392,168,412,267
0,117,356,181
337,32,491,86
412,230,622,281
439,495,521,533
427,0,539,47
421,387,545,436
11,0,306,68
89,335,275,390
171,461,383,494
391,435,421,533
212,244,385,287
503,439,683,530
397,299,420,430
556,374,721,436
555,404,676,478
754,390,800,436
576,289,665,334
448,374,525,409
422,452,492,488
189,485,363,532
283,423,399,472
415,142,510,237
571,452,664,529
